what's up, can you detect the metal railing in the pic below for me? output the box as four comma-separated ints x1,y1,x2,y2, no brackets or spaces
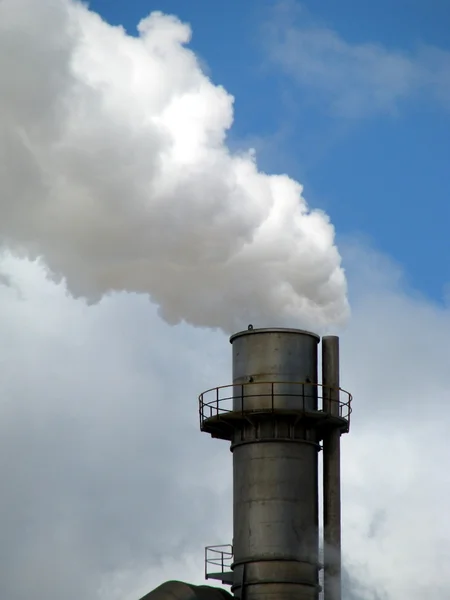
205,544,233,579
199,381,352,428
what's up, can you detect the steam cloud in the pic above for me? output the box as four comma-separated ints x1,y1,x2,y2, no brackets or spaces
0,0,348,332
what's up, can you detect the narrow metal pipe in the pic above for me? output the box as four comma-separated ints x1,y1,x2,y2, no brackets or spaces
322,336,341,600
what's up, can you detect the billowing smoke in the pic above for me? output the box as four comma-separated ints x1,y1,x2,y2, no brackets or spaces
0,0,348,333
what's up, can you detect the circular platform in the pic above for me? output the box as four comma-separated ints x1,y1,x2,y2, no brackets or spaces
199,381,352,441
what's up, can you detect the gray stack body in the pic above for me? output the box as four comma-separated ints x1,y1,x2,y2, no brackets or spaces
230,329,321,600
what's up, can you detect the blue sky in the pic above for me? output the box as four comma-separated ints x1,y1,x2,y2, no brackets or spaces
89,0,450,303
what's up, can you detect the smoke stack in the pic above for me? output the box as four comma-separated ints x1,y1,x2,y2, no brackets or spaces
138,327,351,600
199,327,351,600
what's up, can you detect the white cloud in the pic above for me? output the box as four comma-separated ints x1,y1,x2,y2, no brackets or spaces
265,2,450,118
0,0,348,333
338,243,450,598
0,253,234,600
1,243,450,600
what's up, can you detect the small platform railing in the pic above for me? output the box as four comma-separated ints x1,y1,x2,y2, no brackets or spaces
199,381,352,430
205,544,233,581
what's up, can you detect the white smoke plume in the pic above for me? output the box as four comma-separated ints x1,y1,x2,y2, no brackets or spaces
0,0,348,333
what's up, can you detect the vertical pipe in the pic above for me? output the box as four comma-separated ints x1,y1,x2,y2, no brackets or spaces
322,336,341,600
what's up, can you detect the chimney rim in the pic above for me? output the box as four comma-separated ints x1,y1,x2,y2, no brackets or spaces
229,327,320,344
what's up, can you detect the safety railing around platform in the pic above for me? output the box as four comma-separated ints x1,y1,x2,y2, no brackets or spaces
199,381,352,429
204,544,233,580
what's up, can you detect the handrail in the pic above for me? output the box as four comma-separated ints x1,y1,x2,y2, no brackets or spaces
199,381,352,429
205,544,233,579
